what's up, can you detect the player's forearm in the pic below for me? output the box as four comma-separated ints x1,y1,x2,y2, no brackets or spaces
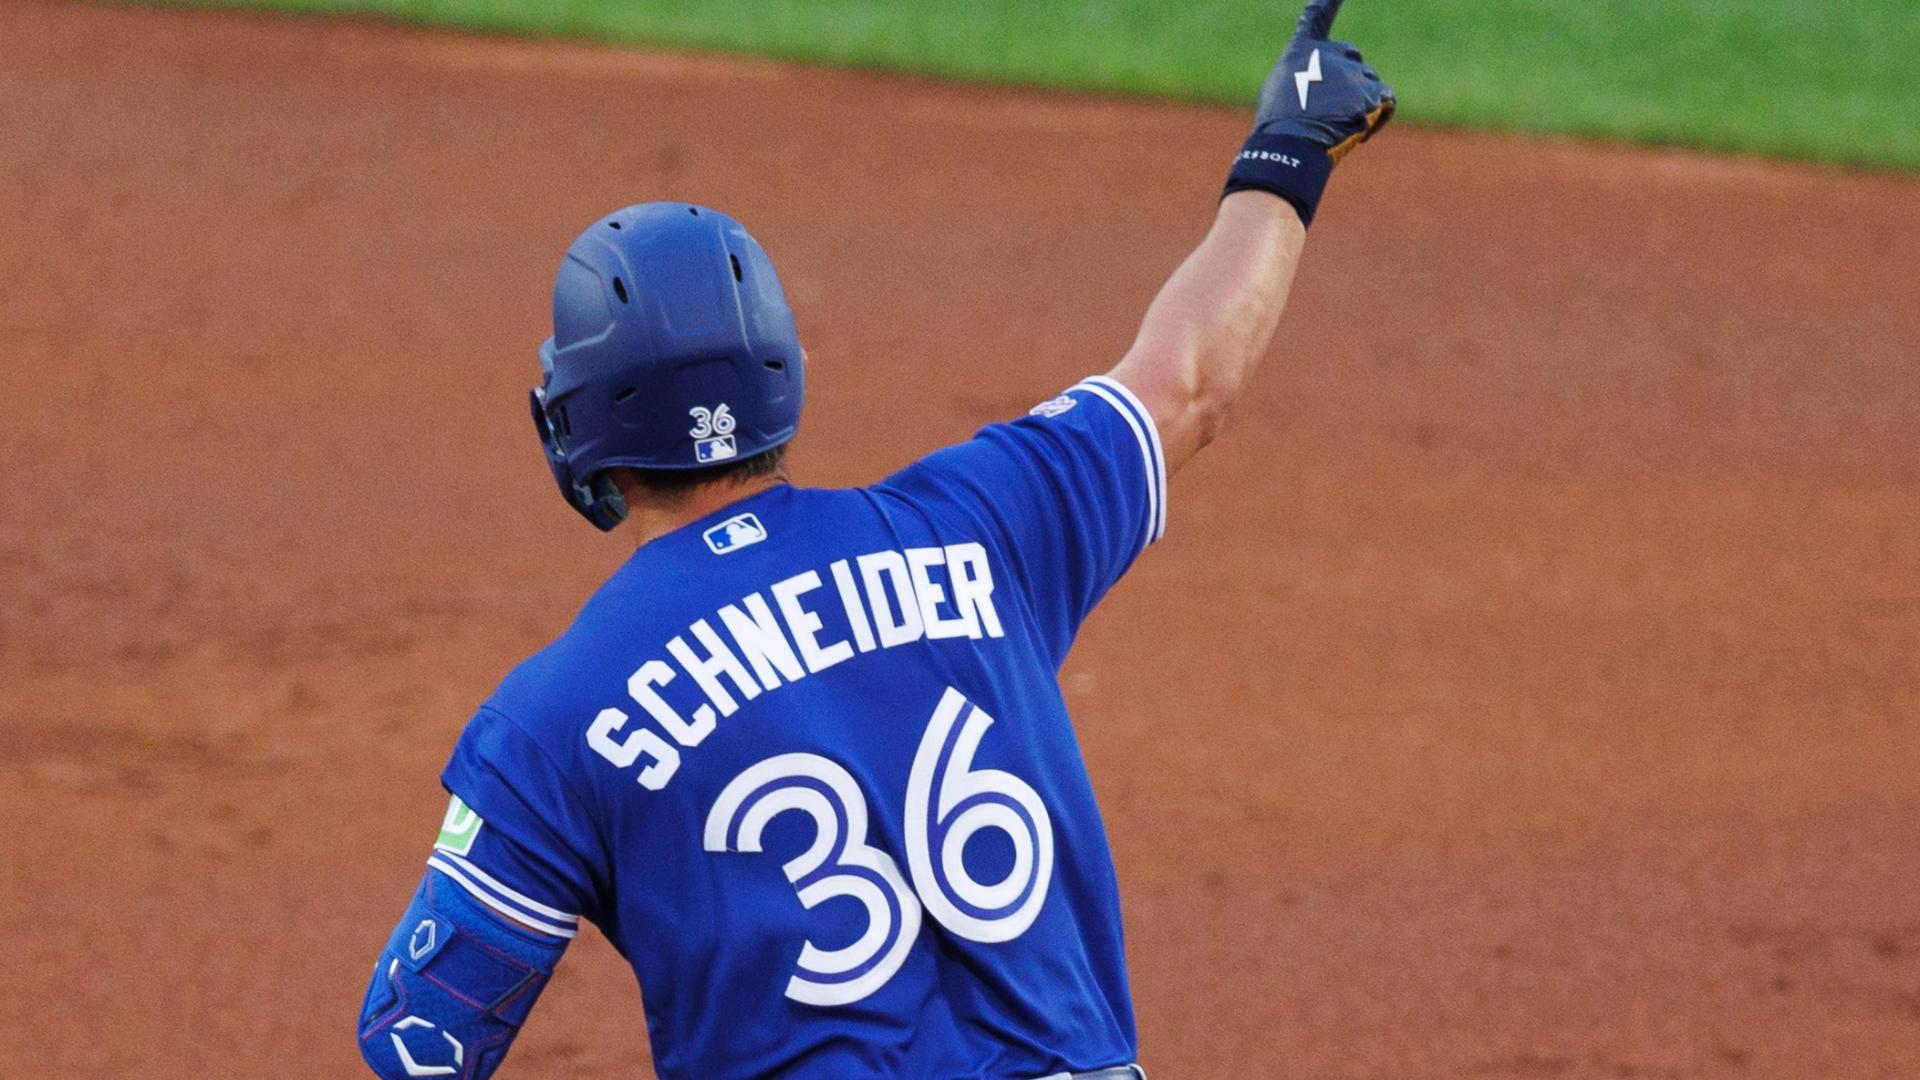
1105,0,1392,479
1109,191,1306,470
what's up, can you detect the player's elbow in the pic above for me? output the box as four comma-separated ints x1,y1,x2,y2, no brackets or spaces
1187,378,1239,451
357,869,570,1079
1169,356,1244,454
1113,339,1249,462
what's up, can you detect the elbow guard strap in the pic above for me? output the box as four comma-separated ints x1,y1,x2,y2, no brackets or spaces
358,869,569,1079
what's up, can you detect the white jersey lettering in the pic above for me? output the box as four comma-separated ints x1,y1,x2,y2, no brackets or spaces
718,594,807,690
829,558,879,653
772,570,855,675
587,544,1006,790
858,550,923,648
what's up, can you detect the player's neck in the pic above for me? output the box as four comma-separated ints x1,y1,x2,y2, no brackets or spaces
617,474,788,549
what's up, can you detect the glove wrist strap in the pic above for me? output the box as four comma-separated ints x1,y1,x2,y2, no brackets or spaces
1222,132,1334,228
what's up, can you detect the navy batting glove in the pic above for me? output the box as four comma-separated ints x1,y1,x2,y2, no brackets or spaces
1225,0,1396,227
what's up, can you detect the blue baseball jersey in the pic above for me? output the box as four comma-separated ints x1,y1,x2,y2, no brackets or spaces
433,375,1168,1079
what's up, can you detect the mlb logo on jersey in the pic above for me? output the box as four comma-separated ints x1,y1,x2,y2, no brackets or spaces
1029,394,1078,418
703,513,768,555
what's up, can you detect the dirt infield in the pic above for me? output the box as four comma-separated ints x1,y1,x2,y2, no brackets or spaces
3,2,1917,1076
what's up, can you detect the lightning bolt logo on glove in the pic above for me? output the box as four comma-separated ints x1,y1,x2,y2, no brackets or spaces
1295,48,1323,110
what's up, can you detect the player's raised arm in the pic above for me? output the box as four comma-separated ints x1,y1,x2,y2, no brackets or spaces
1107,0,1394,474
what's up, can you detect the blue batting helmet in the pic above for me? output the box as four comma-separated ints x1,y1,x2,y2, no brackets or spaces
531,203,805,530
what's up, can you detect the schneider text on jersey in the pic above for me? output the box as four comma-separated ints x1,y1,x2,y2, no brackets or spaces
587,543,1005,790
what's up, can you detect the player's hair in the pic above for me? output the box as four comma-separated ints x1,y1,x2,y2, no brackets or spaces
611,443,789,498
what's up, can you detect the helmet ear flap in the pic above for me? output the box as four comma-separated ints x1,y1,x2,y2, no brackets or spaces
585,473,629,531
531,382,627,531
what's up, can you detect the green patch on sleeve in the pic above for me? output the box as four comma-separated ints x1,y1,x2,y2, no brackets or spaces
435,794,484,856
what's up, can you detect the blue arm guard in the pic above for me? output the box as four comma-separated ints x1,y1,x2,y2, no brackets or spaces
358,869,569,1079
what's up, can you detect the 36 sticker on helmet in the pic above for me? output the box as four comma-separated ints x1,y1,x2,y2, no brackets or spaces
691,403,739,463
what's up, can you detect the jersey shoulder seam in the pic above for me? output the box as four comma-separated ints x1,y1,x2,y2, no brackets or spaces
466,702,610,876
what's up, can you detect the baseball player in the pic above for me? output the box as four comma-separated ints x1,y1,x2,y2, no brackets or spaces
358,2,1392,1076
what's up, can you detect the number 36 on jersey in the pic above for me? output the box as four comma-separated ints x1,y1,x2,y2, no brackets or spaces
702,687,1055,1006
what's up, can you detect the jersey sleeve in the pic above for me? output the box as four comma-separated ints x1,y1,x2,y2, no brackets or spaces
434,706,605,936
877,374,1167,662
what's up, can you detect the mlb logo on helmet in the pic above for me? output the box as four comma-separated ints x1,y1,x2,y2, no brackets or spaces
703,512,768,555
696,434,737,463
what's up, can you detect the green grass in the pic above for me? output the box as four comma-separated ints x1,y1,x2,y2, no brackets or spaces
163,0,1920,170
